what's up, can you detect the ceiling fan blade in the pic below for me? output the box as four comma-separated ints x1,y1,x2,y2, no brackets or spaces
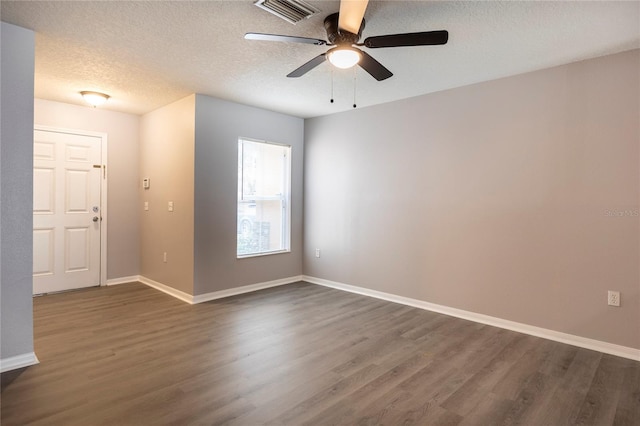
358,51,393,81
287,54,327,78
338,0,369,34
364,30,448,48
245,33,327,46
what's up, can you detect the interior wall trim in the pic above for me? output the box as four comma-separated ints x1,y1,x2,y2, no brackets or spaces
137,276,193,304
302,275,640,362
134,275,304,305
191,275,303,304
105,276,140,286
0,352,39,373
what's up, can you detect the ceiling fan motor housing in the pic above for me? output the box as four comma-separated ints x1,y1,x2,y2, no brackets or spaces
324,12,364,45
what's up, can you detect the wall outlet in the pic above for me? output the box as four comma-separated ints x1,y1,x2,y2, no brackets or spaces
163,252,167,263
315,248,321,258
607,290,620,307
168,201,174,212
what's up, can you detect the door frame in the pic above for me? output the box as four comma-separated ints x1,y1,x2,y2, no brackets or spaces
34,125,108,286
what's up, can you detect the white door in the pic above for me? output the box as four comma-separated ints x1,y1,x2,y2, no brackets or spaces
33,129,104,294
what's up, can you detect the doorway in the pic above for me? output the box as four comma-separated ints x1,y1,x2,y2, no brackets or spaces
32,126,107,294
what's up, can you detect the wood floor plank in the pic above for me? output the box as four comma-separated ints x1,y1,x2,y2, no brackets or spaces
457,392,514,426
1,282,638,426
612,359,640,425
574,355,630,425
496,371,560,425
491,338,555,400
525,386,588,426
301,344,439,425
266,363,386,425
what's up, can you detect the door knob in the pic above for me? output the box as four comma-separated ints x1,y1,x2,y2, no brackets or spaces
93,216,99,222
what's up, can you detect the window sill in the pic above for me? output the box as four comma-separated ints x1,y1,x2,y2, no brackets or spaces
237,249,291,259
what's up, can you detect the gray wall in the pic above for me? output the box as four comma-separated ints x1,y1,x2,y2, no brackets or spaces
194,95,304,295
34,99,140,280
1,22,35,360
304,50,640,349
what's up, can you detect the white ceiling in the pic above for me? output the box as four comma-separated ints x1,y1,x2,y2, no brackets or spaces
1,1,639,118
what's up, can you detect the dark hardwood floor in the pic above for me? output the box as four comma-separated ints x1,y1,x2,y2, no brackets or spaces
1,282,638,425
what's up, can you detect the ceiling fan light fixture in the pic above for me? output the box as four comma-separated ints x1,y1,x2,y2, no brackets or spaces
327,46,362,69
80,91,110,107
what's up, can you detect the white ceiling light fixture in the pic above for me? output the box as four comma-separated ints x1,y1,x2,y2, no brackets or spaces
80,91,110,107
327,46,362,69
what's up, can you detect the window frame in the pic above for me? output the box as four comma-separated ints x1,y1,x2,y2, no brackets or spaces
237,137,292,258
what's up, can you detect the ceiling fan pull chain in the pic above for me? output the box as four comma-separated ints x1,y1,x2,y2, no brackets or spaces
330,68,334,103
353,67,357,108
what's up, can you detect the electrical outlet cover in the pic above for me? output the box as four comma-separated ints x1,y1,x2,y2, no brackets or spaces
608,290,620,307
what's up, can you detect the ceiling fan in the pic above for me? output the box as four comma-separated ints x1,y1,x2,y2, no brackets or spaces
245,0,448,81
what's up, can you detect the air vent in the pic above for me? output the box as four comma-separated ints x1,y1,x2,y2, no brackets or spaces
254,0,320,24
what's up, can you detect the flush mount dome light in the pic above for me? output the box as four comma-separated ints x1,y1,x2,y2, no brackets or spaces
80,91,110,107
327,46,362,69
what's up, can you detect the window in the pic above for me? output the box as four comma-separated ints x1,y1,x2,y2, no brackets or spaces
237,138,291,257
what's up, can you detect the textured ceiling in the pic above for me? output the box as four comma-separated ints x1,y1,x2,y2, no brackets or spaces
1,1,639,118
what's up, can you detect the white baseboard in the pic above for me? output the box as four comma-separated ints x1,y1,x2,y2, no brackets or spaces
1,352,39,373
138,276,194,304
105,275,140,286
303,275,640,362
137,275,303,305
192,275,303,304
